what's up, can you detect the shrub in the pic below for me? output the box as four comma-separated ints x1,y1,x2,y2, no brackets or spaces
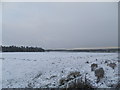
94,68,104,83
59,71,80,86
59,77,93,89
67,71,80,80
59,71,93,89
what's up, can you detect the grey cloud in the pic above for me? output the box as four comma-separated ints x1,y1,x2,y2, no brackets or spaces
2,2,118,48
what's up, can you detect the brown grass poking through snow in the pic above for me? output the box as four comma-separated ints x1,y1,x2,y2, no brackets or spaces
94,68,105,83
59,71,93,89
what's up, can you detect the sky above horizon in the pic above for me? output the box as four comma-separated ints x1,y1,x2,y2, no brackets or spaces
2,2,118,49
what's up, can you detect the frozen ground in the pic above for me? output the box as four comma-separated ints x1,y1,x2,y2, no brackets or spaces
1,52,119,88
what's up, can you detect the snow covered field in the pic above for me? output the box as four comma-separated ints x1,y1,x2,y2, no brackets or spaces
1,52,119,88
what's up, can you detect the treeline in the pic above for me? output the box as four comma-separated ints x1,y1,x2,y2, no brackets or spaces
1,46,45,52
46,48,119,53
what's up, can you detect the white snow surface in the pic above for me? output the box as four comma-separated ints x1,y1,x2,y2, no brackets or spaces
1,52,119,88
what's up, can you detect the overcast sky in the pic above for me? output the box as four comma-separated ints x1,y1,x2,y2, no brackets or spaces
2,2,118,49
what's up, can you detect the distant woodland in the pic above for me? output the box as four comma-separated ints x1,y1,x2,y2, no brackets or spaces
46,48,119,53
1,46,45,52
0,45,119,52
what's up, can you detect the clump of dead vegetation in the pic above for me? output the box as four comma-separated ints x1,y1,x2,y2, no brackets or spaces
59,71,93,89
90,63,105,83
115,83,120,88
107,63,116,69
91,63,98,71
67,71,81,80
94,68,105,83
59,71,81,86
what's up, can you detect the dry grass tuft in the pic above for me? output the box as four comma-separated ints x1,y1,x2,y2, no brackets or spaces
94,68,104,83
91,63,98,71
107,63,116,69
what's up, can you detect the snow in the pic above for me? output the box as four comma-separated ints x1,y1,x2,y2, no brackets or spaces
2,52,119,88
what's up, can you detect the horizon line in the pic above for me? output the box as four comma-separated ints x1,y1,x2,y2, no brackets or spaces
1,45,120,49
46,47,120,50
